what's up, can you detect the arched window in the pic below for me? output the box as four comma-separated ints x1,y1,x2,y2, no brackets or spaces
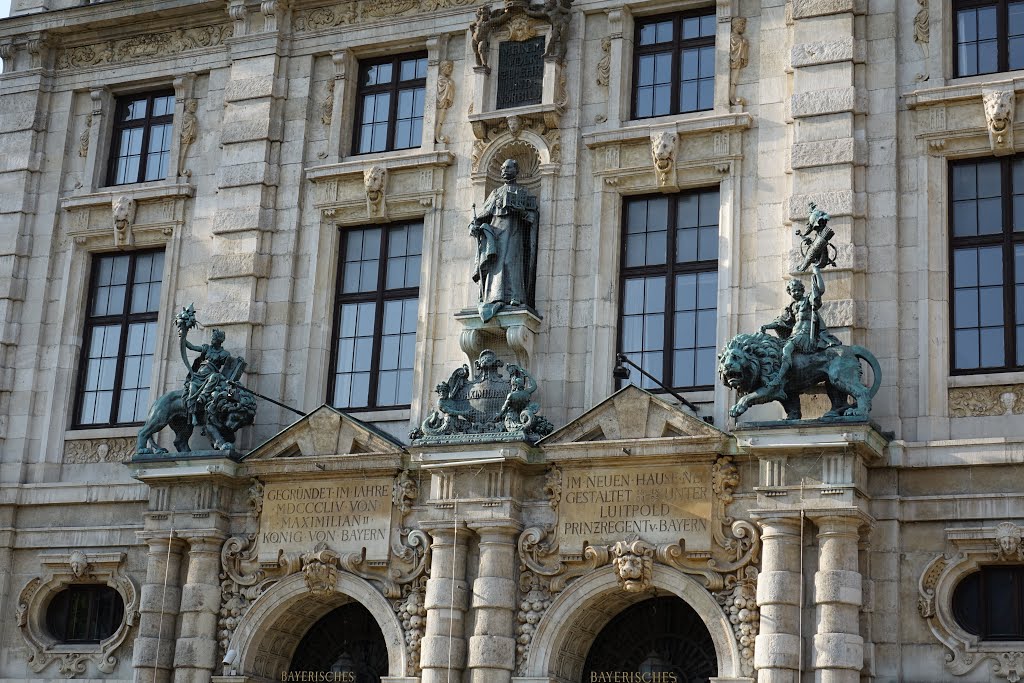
46,585,125,643
953,566,1024,640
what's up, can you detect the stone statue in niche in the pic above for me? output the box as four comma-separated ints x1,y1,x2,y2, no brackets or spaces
469,158,539,322
718,205,882,421
136,304,257,455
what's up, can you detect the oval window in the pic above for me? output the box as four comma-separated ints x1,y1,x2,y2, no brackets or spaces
952,566,1024,640
46,585,125,643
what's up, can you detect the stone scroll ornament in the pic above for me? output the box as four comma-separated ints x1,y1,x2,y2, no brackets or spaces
411,349,554,444
135,304,257,455
218,473,430,675
718,204,882,421
514,457,760,677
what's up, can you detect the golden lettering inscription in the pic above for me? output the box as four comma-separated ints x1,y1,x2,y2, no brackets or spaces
258,478,393,562
589,673,679,683
558,465,713,551
281,673,355,682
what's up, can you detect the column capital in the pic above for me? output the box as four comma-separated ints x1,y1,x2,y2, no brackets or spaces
808,509,874,535
466,520,523,537
420,521,474,544
180,533,228,553
137,532,188,552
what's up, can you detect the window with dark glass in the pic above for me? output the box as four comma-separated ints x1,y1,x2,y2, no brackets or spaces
953,566,1024,640
46,586,125,643
633,9,716,119
330,223,421,410
619,189,719,391
949,157,1024,373
108,90,175,185
954,0,1024,77
354,53,427,154
75,251,163,426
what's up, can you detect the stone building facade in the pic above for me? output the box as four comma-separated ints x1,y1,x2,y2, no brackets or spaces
1,0,1024,682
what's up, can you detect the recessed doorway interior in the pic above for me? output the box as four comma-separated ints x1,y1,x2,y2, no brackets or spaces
287,601,388,683
581,595,718,683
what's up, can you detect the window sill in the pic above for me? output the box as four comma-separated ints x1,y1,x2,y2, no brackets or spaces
61,180,195,208
582,110,752,149
905,74,1024,109
948,371,1024,388
66,426,140,440
341,408,411,423
332,148,454,169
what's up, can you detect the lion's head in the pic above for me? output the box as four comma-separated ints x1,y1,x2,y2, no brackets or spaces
363,165,386,194
650,131,677,170
210,388,257,433
717,332,784,393
611,540,654,593
983,89,1013,134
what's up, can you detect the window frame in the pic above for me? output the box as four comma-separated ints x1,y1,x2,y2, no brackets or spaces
106,89,176,187
73,249,164,429
617,188,720,393
953,565,1024,641
952,0,1024,78
327,223,421,411
351,51,429,156
45,584,126,644
631,7,717,121
947,155,1024,375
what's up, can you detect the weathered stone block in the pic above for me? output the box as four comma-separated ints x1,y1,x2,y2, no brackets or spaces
791,38,863,67
788,190,864,219
467,634,516,669
424,577,469,610
208,253,270,280
791,138,861,168
814,568,863,605
470,576,516,607
754,633,802,669
223,75,277,103
812,632,864,669
791,87,866,118
757,569,802,605
792,0,864,19
420,635,467,667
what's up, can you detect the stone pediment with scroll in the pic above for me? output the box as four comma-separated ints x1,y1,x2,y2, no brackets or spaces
244,404,406,460
540,384,726,448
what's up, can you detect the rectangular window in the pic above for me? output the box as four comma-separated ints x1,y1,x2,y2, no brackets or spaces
633,9,716,119
354,53,427,154
950,156,1024,373
954,0,1024,77
330,222,421,410
619,189,719,391
108,90,175,186
75,250,164,426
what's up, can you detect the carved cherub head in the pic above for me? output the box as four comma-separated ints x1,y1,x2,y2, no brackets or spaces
995,522,1022,559
68,551,89,579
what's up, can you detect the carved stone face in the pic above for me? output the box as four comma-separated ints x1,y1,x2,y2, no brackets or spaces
984,90,1013,132
733,17,747,33
506,115,522,138
364,165,386,193
69,551,88,578
112,195,136,227
650,131,677,166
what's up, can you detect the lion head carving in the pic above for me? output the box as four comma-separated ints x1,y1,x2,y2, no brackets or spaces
983,89,1015,152
112,195,137,246
611,539,654,593
650,131,677,172
717,332,784,394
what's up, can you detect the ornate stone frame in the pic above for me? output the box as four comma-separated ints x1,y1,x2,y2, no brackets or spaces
16,551,139,679
918,522,1024,680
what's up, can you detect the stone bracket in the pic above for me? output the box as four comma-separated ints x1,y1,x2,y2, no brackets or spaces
454,307,542,368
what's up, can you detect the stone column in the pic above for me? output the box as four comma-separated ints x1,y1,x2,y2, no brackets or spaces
133,535,186,683
173,535,227,683
754,514,803,683
812,515,864,683
467,521,521,683
420,523,472,683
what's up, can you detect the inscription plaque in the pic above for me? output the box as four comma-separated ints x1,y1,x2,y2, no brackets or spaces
558,464,713,552
496,36,545,110
258,477,393,562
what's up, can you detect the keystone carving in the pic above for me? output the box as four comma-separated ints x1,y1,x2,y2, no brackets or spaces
995,522,1024,561
68,551,91,579
611,538,654,592
983,88,1016,156
301,543,340,597
364,165,387,218
112,195,137,247
650,130,678,188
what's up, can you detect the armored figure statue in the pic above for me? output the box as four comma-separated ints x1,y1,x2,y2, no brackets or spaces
718,206,882,421
136,305,257,455
470,159,540,322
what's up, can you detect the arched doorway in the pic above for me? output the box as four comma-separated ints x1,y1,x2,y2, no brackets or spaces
582,596,717,683
287,602,389,682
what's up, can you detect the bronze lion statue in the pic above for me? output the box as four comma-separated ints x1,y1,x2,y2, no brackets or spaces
136,386,257,455
718,332,881,421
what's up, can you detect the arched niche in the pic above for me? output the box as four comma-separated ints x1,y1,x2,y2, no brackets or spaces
523,564,749,683
228,572,408,681
485,138,544,195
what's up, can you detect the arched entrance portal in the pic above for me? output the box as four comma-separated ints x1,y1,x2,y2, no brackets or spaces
287,602,389,682
582,596,717,683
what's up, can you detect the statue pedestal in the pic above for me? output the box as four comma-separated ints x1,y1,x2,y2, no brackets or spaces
454,307,542,368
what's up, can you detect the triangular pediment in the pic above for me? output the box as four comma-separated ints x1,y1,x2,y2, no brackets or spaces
244,405,406,459
539,384,724,445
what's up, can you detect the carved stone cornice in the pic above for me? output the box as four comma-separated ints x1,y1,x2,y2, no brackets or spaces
54,23,233,71
17,552,139,679
307,150,453,224
919,523,1024,680
949,384,1024,417
293,0,480,32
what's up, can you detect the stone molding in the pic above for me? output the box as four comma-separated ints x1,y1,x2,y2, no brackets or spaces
292,0,481,32
308,150,454,225
61,182,194,249
918,523,1024,680
16,551,139,679
54,23,233,71
63,436,135,463
907,79,1023,156
948,384,1024,418
515,456,760,678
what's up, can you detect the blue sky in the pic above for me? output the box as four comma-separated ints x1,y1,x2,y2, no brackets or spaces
0,0,9,18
